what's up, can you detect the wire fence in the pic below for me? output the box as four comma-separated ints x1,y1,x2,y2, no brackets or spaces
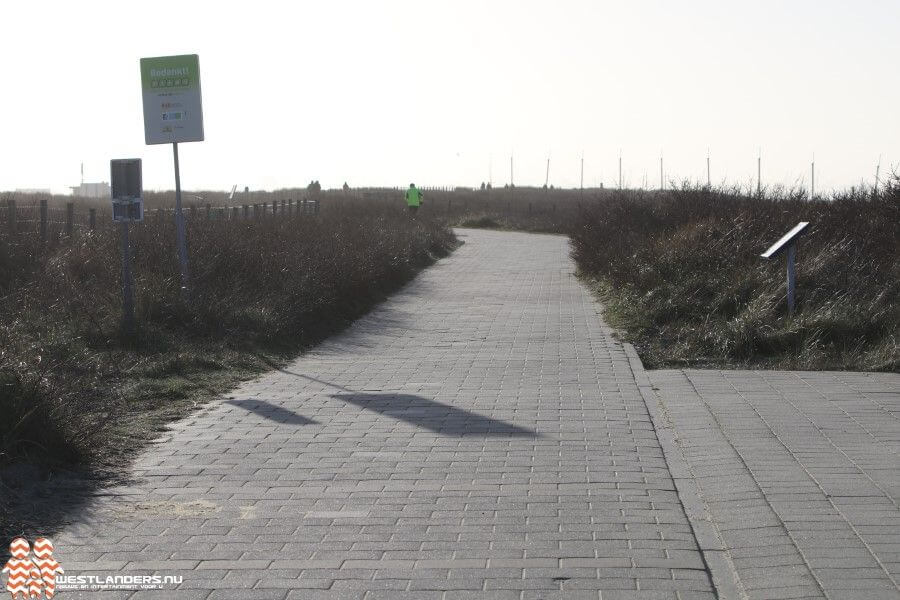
1,187,597,242
0,197,325,240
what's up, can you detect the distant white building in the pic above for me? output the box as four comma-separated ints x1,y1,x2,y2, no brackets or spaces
71,182,110,198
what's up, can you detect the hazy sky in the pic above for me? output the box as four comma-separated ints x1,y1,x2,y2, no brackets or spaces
2,0,898,194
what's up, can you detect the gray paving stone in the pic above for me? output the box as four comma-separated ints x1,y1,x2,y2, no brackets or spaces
648,368,900,599
284,593,364,600
56,230,713,597
56,593,135,600
207,591,286,600
520,592,599,600
129,591,211,600
596,591,676,599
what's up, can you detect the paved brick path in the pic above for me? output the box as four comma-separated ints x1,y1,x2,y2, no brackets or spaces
647,369,900,600
55,230,715,599
49,229,900,600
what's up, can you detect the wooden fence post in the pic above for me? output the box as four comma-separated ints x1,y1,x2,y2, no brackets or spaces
65,202,74,236
5,199,15,234
40,199,48,242
243,204,249,218
89,208,97,231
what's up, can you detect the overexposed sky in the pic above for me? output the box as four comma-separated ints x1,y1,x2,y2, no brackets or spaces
2,0,898,194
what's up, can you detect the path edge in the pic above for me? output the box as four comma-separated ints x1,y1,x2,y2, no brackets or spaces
623,343,744,600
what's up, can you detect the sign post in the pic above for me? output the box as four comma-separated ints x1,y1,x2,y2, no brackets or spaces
761,222,809,316
111,159,144,335
140,54,204,298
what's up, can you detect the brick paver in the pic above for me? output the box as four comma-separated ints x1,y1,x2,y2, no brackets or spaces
54,229,715,599
647,369,900,599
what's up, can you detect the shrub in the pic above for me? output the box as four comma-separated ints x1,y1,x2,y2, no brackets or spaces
0,203,455,474
570,180,900,370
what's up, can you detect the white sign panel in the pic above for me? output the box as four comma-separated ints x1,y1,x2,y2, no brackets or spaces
140,54,204,145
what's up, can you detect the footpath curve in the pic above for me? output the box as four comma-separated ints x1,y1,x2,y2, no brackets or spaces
55,228,716,599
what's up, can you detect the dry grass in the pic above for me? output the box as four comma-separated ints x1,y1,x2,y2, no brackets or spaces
2,179,896,537
0,199,454,537
400,181,898,371
569,181,899,371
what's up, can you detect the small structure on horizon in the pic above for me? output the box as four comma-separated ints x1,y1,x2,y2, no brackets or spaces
71,181,111,198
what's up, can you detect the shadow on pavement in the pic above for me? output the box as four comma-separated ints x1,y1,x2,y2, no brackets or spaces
1,464,106,559
331,393,539,437
276,369,353,392
225,399,317,425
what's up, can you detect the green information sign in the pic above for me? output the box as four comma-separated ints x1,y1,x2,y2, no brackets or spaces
140,54,204,145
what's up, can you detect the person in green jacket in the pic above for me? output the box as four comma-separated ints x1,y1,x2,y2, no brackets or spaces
405,183,423,215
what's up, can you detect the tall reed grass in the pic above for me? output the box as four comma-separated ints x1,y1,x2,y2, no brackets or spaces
0,203,454,478
569,181,899,370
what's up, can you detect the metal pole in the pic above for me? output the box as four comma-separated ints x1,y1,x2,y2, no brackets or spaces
618,153,622,189
707,149,711,187
121,220,135,334
874,155,881,197
544,157,550,188
173,142,189,297
786,242,796,316
660,154,664,191
757,149,761,196
580,155,584,190
811,158,815,198
510,155,514,187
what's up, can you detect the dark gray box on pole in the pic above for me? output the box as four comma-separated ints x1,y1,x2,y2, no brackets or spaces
111,159,144,222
